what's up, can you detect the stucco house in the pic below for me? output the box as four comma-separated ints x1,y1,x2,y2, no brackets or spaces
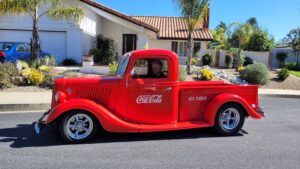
0,0,213,63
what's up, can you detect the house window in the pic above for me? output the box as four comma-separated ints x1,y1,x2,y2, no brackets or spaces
193,42,201,56
171,41,187,57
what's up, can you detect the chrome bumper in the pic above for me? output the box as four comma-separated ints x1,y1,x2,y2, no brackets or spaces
257,106,265,117
34,110,50,134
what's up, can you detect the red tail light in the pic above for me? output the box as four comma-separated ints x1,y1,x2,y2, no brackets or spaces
0,51,6,57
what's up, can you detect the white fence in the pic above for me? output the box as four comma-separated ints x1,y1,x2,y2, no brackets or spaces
271,47,300,68
190,49,271,68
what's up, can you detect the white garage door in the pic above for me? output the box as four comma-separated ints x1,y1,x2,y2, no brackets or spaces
0,29,67,63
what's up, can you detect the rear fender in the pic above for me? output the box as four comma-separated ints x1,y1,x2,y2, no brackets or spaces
46,99,140,132
203,93,263,126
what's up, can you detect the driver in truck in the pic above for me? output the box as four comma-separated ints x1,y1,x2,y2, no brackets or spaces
150,59,166,78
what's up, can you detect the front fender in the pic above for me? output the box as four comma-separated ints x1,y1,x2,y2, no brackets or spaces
203,93,263,126
46,99,140,132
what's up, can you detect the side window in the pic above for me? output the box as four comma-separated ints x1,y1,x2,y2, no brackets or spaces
16,44,27,52
133,59,168,78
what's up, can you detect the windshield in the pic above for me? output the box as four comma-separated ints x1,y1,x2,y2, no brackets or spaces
0,43,13,51
116,53,131,76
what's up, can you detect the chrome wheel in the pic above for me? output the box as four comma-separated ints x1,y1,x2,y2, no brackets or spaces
219,108,240,130
66,114,94,140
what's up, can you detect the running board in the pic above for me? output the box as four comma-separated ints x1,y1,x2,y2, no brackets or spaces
138,120,211,132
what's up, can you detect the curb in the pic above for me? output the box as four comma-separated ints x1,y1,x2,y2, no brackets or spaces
259,94,300,99
0,104,51,112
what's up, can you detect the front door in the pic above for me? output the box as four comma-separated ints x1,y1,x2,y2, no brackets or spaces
125,58,178,125
122,34,137,55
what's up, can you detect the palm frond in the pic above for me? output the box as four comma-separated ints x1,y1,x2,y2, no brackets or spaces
48,6,85,24
0,0,26,14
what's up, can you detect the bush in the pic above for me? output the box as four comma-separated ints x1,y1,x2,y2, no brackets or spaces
191,58,198,66
243,57,255,66
277,68,289,80
41,56,56,66
237,66,246,73
62,58,77,66
200,68,214,80
240,63,269,85
18,60,29,69
284,62,297,70
40,74,55,89
108,61,118,75
225,54,233,68
179,66,187,81
231,48,245,68
0,72,11,88
90,34,117,65
202,53,214,66
28,60,42,69
0,62,19,76
28,69,44,86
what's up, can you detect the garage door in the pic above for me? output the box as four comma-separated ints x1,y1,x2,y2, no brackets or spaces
0,29,67,63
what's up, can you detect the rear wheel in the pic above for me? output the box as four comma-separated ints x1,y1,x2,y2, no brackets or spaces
214,103,245,136
60,111,98,143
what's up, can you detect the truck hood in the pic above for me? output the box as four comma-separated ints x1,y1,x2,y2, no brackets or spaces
52,76,121,108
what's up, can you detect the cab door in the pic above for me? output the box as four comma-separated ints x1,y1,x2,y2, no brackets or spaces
125,58,178,125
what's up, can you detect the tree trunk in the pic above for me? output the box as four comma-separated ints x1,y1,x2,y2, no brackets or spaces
31,7,41,62
186,32,193,75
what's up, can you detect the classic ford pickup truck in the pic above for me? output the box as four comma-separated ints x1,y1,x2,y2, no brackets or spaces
35,49,264,143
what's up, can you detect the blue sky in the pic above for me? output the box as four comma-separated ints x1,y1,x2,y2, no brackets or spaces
96,0,300,41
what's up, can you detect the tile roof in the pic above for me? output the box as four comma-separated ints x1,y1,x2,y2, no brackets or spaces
132,16,213,41
80,0,159,32
80,0,212,41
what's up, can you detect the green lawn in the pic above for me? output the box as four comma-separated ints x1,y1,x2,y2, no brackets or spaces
289,70,300,77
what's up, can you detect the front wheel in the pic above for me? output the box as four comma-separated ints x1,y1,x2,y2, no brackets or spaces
60,111,98,143
214,104,245,136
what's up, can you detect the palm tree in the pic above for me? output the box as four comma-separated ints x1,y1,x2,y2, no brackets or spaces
229,22,253,69
0,0,85,61
174,0,209,74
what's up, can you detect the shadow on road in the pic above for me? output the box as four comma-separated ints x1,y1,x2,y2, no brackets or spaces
0,124,244,148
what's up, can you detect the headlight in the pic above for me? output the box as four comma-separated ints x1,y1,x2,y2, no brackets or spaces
55,91,66,103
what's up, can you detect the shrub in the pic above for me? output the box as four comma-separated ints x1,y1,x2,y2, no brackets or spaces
38,65,53,73
200,68,214,80
90,34,117,65
61,70,82,78
179,66,187,81
237,66,246,73
231,48,245,68
240,63,269,85
0,72,11,88
62,58,77,66
243,57,255,66
284,62,297,70
277,68,289,80
41,56,56,66
28,69,44,86
21,69,32,77
0,62,19,76
19,60,29,69
191,58,198,66
202,53,214,66
40,74,55,89
108,61,118,75
28,60,42,69
225,54,233,68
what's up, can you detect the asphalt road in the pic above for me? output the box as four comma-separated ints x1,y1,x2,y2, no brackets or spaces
0,97,299,169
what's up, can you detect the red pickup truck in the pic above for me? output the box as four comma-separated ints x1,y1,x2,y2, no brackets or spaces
35,49,264,143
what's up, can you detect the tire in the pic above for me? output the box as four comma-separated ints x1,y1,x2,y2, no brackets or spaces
60,110,99,143
214,103,245,136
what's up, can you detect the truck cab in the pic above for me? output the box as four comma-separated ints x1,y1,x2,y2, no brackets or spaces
35,49,264,143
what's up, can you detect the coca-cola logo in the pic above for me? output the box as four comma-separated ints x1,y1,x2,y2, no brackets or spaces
136,95,163,104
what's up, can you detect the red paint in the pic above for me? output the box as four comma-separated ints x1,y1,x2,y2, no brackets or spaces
0,51,6,57
45,49,263,133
